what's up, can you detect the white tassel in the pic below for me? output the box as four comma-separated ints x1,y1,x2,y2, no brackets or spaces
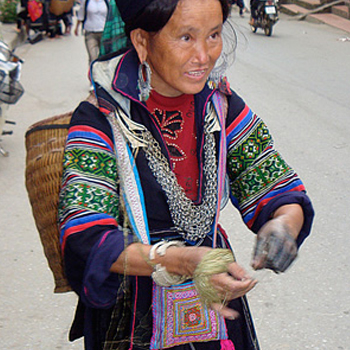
206,105,221,133
112,108,148,149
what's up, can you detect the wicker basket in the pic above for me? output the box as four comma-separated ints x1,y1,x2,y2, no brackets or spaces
49,0,75,16
25,94,98,293
25,112,73,293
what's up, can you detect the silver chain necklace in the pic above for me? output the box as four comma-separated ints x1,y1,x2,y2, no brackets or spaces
143,119,218,242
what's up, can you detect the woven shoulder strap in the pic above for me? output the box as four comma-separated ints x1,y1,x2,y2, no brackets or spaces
106,109,151,245
211,91,228,247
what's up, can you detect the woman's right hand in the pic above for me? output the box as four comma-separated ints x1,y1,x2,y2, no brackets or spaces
209,262,257,319
175,247,257,318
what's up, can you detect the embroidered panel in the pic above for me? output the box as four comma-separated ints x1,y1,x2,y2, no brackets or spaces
63,148,117,180
230,150,293,209
150,281,228,349
59,137,120,232
226,113,304,226
61,182,119,219
227,118,271,179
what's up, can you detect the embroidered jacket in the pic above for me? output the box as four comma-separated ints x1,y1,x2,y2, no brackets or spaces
58,49,314,350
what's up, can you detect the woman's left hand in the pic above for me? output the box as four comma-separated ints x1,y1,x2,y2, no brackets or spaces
251,204,304,273
251,217,298,273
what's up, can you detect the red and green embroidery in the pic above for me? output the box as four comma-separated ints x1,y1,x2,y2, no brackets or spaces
227,115,295,211
63,148,117,179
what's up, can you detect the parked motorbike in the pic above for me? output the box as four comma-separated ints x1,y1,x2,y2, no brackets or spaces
0,40,24,157
250,0,279,36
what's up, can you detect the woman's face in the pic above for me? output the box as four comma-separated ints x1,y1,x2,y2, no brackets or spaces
144,0,224,97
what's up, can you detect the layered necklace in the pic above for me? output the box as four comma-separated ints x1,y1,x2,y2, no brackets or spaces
143,114,218,242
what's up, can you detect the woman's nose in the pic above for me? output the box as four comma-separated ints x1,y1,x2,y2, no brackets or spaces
193,41,209,64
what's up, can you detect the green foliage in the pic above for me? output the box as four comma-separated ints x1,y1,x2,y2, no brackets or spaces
0,0,19,23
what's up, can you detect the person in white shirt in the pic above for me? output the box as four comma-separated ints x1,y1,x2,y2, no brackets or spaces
74,0,109,86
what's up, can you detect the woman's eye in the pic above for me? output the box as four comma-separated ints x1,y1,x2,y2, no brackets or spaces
181,35,191,42
210,32,220,40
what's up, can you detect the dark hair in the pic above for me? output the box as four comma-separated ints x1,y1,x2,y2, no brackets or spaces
124,0,231,38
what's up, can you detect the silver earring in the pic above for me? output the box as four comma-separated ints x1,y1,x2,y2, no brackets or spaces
138,61,152,102
208,20,237,91
207,60,228,90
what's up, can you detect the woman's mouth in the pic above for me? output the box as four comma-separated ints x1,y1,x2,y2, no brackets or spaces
186,69,207,79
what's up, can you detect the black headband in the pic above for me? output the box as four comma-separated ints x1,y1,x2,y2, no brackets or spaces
115,0,155,22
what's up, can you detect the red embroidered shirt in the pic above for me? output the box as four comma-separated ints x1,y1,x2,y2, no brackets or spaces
147,91,199,201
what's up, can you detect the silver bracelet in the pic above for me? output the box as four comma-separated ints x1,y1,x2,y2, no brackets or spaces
149,240,188,286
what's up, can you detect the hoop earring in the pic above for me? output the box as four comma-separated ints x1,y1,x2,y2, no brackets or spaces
138,61,152,102
207,20,236,94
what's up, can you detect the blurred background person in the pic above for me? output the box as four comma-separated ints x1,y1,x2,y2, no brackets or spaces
74,0,109,89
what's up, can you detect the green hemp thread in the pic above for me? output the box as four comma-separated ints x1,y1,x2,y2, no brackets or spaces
193,249,235,306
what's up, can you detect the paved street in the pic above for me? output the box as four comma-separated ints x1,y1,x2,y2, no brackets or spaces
0,10,349,350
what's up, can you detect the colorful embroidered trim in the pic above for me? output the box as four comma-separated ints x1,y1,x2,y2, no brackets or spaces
150,281,228,349
211,91,228,248
59,132,120,246
231,150,293,206
107,112,150,245
226,111,304,227
62,182,119,217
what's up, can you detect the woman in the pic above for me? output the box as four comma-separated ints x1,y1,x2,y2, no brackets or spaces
59,0,314,349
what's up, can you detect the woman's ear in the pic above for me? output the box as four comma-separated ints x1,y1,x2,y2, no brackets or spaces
130,29,149,63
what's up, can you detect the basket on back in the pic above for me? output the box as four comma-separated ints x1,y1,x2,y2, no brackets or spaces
49,0,75,16
25,112,72,293
25,94,98,293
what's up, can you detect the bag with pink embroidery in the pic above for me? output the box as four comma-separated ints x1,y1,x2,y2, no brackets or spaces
150,280,234,349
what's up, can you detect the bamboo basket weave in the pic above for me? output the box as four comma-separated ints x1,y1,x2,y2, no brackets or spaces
25,112,73,293
25,94,98,293
49,0,74,16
